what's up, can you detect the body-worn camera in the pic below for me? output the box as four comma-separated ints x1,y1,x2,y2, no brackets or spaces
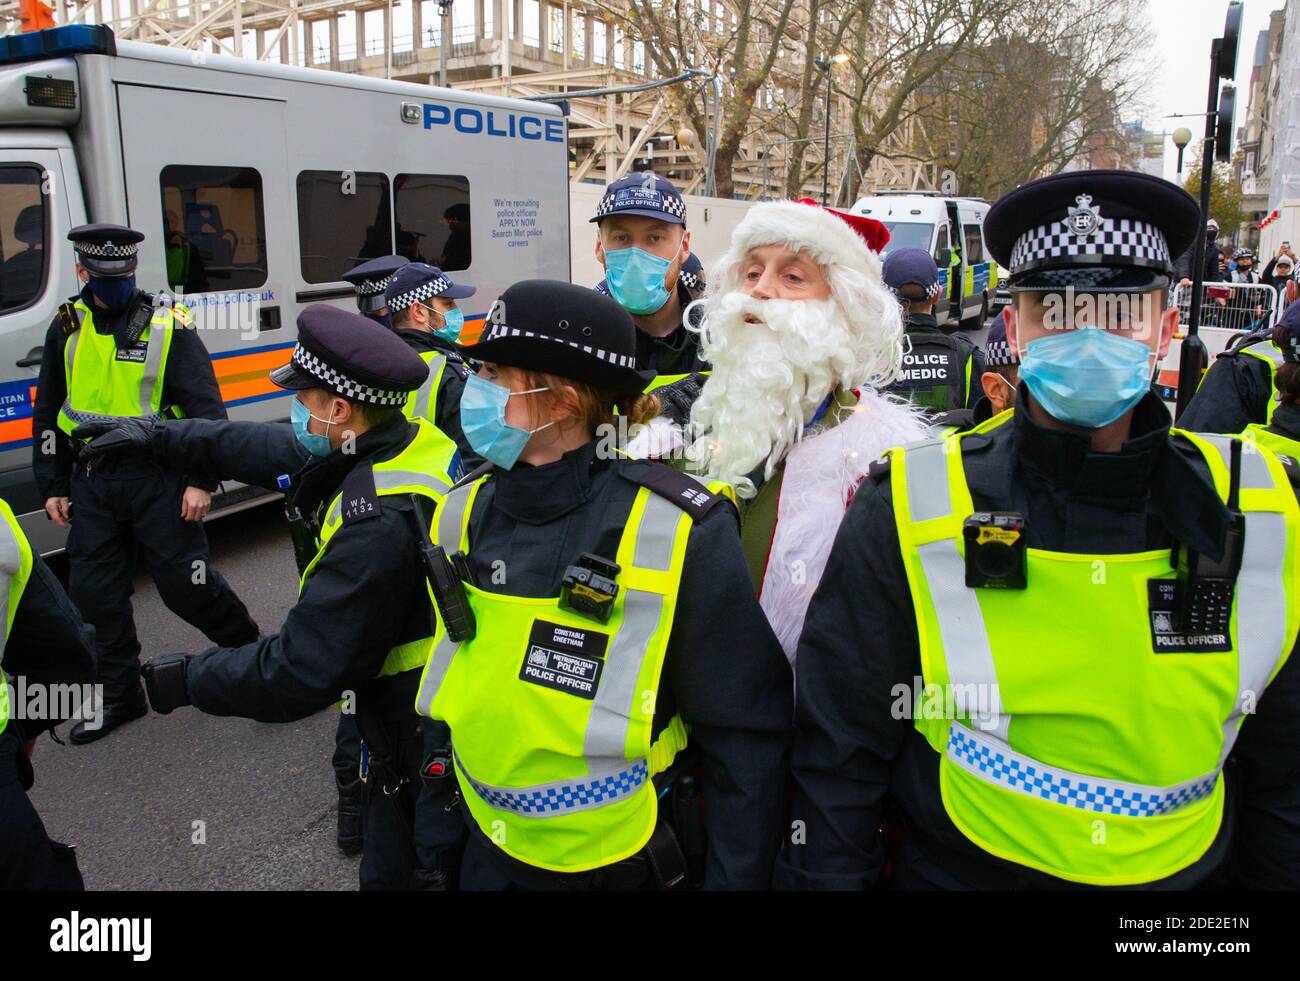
963,512,1027,589
561,553,621,623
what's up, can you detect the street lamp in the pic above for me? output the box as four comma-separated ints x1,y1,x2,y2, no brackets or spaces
437,0,453,88
1172,127,1192,174
815,52,850,206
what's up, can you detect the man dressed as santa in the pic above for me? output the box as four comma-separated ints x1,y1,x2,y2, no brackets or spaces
652,198,930,664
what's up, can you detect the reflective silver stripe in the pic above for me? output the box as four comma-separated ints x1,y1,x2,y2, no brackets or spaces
0,516,21,645
410,354,446,419
139,316,168,415
584,491,683,763
415,633,460,719
435,481,477,550
456,747,649,818
1197,434,1291,764
904,438,951,523
59,402,164,428
1242,340,1285,368
946,723,1219,817
905,440,1009,738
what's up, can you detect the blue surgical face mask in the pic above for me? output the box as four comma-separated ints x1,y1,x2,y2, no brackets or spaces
432,306,465,343
604,246,674,315
291,397,335,458
88,274,136,310
459,374,553,470
1019,326,1155,430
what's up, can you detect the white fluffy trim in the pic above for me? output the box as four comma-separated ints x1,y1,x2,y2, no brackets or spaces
724,200,876,283
758,389,931,666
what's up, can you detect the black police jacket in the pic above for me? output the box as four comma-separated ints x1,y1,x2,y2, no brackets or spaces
775,391,1300,890
1178,337,1279,434
2,554,96,741
449,440,792,890
633,280,709,377
142,413,438,729
887,313,986,413
392,327,481,468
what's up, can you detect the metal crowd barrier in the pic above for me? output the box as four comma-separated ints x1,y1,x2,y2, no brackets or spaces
1173,280,1281,339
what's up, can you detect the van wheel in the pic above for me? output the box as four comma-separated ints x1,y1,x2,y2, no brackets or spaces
960,294,988,331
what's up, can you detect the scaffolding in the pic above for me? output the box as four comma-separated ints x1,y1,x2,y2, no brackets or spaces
0,0,935,200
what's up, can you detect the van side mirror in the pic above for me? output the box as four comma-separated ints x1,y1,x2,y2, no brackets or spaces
935,247,951,266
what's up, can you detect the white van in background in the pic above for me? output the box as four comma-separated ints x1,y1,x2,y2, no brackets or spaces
0,25,570,552
849,192,1004,330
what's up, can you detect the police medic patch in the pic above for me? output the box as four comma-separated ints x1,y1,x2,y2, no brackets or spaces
1147,580,1231,654
519,619,608,699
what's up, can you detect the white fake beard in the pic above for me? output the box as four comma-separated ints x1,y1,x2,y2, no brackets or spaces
686,292,855,497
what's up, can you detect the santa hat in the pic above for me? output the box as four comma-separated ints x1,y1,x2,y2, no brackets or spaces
721,198,890,281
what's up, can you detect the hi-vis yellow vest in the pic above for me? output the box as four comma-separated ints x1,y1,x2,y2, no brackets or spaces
0,499,35,737
300,418,457,678
1238,338,1285,424
888,417,1300,886
414,469,730,873
56,300,185,435
644,370,710,393
1244,422,1300,460
403,350,448,421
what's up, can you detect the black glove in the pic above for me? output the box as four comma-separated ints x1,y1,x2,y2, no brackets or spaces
142,654,191,714
69,416,159,461
654,372,708,426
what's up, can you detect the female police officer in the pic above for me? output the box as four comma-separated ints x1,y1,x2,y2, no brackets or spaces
413,280,792,890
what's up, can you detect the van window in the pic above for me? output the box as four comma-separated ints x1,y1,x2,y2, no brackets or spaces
933,224,949,263
296,170,392,283
161,165,268,293
393,174,471,271
881,221,934,255
963,224,984,264
0,166,45,312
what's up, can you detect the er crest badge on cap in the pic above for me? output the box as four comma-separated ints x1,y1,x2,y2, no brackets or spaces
1063,194,1103,239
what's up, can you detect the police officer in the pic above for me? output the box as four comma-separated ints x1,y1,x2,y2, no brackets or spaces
413,280,792,889
882,247,985,415
384,262,479,464
1179,305,1289,434
74,305,463,890
931,310,1019,435
342,254,410,328
777,170,1300,890
1242,312,1300,459
31,223,258,744
0,496,96,889
592,174,707,386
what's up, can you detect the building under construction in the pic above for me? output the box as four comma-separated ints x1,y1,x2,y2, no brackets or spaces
0,0,935,199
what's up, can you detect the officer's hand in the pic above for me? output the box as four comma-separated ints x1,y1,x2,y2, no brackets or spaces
71,416,159,460
655,372,709,426
142,654,191,714
44,497,71,528
181,486,211,522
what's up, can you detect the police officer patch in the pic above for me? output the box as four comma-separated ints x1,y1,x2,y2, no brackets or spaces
114,340,148,364
1147,580,1232,654
519,620,608,699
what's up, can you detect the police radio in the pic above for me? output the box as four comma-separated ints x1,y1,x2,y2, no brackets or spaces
122,296,154,347
560,553,621,623
963,512,1028,589
1173,440,1245,635
410,494,476,642
278,474,320,577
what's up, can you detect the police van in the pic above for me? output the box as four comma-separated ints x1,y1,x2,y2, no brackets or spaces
849,192,1003,330
0,25,569,552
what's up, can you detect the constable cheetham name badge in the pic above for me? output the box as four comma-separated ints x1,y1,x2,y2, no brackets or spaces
519,619,608,699
1147,580,1231,654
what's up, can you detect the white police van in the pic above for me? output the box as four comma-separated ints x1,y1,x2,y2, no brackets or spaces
849,192,1005,331
0,25,569,552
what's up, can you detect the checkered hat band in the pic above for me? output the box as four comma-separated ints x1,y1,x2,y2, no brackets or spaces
388,276,451,313
479,320,637,369
680,270,702,290
75,241,139,258
291,345,409,405
595,187,687,220
985,338,1018,367
356,276,394,297
1010,218,1170,271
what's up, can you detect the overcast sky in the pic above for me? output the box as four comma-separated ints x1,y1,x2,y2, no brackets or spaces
1146,0,1279,179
